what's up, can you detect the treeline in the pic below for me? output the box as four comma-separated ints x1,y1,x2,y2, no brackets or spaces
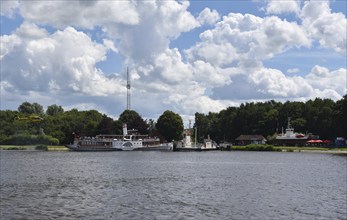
0,102,155,145
0,102,183,145
195,96,347,143
0,96,346,145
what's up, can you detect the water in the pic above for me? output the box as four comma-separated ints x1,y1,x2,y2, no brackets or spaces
1,151,346,220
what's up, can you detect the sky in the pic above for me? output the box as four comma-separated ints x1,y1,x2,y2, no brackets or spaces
1,0,346,125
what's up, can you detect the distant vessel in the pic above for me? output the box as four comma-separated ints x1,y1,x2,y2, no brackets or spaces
275,118,313,146
276,118,309,140
65,124,172,151
174,129,218,151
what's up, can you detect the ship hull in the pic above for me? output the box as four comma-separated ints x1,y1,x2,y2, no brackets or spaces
173,147,219,152
65,144,173,152
132,145,173,151
65,144,122,151
273,138,308,146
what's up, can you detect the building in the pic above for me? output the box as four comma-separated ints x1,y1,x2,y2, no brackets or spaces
235,135,266,145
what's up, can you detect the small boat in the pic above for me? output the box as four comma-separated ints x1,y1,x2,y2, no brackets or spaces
174,129,218,152
65,124,173,151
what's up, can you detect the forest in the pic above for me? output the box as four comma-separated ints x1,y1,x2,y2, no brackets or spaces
195,96,347,144
0,95,346,145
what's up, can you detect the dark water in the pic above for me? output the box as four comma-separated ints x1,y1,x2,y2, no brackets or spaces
1,151,346,220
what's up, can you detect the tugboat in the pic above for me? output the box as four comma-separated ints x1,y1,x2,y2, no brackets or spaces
65,124,172,151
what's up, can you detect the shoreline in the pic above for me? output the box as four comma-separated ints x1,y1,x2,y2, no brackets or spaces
231,145,347,154
294,149,347,154
0,145,346,154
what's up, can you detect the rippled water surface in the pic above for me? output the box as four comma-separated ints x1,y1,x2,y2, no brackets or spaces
1,151,346,219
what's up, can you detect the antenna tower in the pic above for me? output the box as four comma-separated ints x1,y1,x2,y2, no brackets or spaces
126,67,131,110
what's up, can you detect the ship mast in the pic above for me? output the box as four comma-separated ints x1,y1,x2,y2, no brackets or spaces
126,67,131,110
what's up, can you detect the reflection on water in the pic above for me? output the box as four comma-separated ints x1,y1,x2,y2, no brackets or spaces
1,151,346,219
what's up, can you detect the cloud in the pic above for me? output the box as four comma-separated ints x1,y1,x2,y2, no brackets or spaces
248,67,313,98
102,39,118,53
264,0,301,15
198,8,221,25
287,68,300,74
264,1,346,55
212,65,346,102
301,1,346,54
193,60,233,87
0,0,19,18
0,34,21,59
1,0,346,120
306,65,347,97
18,1,139,29
154,48,193,84
1,22,125,97
105,1,200,63
186,13,310,67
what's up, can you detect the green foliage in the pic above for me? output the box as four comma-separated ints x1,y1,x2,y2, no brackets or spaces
96,114,116,134
2,134,59,145
46,104,64,116
195,97,345,142
119,110,148,134
156,110,184,141
232,144,281,151
0,97,346,146
0,110,18,136
35,144,48,151
18,102,44,115
2,146,27,150
332,95,347,138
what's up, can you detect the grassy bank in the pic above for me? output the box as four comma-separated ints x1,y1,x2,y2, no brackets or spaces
0,145,68,151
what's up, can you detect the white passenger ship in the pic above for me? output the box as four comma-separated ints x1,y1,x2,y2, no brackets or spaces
65,124,172,151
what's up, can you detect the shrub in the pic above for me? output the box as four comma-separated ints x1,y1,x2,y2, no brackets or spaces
35,145,48,151
4,134,59,145
233,144,281,152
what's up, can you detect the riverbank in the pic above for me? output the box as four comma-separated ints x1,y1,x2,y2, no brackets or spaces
0,145,68,151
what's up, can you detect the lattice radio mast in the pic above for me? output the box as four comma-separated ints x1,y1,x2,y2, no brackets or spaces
126,67,131,110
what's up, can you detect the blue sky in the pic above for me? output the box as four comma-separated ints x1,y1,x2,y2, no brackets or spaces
1,0,346,124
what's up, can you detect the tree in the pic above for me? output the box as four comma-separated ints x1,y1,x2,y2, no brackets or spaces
18,102,44,115
0,110,19,143
156,110,183,141
332,95,347,138
194,112,210,142
219,107,237,142
96,114,115,134
46,104,64,116
119,110,148,134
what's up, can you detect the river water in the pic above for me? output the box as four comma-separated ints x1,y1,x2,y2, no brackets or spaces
1,151,346,220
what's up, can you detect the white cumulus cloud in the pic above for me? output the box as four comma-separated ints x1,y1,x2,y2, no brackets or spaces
198,8,221,25
264,0,301,15
1,22,124,97
186,13,310,67
301,1,347,54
